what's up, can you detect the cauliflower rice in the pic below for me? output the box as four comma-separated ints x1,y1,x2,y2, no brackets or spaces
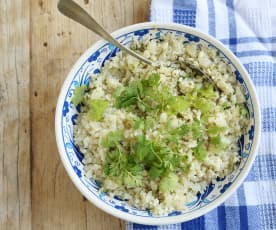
73,33,248,215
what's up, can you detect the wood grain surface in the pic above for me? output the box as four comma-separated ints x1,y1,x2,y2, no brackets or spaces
0,0,31,229
0,0,150,229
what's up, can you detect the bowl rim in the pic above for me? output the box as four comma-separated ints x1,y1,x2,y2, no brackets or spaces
55,22,261,225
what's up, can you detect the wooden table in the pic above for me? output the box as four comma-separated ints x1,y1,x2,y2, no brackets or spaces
0,0,150,229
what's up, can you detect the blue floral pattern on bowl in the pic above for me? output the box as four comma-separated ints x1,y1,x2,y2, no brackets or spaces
58,27,255,218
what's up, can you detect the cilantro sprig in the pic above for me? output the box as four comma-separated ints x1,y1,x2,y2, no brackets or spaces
115,73,161,112
102,131,143,187
101,131,190,192
87,99,109,121
72,85,87,106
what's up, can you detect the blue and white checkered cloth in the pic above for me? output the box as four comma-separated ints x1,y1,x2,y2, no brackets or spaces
127,0,276,229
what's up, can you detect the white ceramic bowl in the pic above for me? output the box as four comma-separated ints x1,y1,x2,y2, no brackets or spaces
55,22,261,225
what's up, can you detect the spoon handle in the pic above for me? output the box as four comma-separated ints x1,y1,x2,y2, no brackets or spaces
57,0,151,65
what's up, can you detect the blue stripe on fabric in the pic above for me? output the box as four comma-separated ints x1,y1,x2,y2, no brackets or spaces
132,224,157,230
220,36,276,44
207,0,216,36
173,0,196,8
245,169,255,181
181,215,205,230
173,0,197,27
237,186,249,230
244,62,276,86
245,154,276,182
259,204,276,229
256,154,276,181
204,209,219,230
237,186,246,206
246,206,261,230
226,0,237,53
225,206,241,229
239,206,249,230
262,108,276,132
217,205,226,230
236,50,276,57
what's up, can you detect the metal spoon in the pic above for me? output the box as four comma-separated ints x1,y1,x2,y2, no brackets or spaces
57,0,219,90
57,0,151,65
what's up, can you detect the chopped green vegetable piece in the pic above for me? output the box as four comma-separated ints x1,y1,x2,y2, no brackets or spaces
192,120,202,139
167,96,190,114
192,141,207,161
181,163,191,172
159,172,178,192
134,118,145,130
163,154,179,171
240,105,248,117
211,136,221,145
115,74,160,110
142,73,160,87
113,86,125,98
148,166,164,180
115,84,139,109
222,102,231,110
101,130,124,148
104,149,126,176
133,135,154,162
201,114,210,124
199,85,216,99
179,155,190,171
87,99,109,121
123,172,142,187
168,124,190,142
207,125,226,135
104,147,144,187
178,124,190,135
193,98,213,114
123,164,143,186
128,164,143,176
72,85,87,106
114,73,170,114
210,135,226,150
145,116,155,129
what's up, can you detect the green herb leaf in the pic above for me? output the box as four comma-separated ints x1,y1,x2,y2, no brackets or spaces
167,96,190,114
167,124,190,144
177,124,190,136
145,116,155,129
123,172,142,187
191,120,202,139
199,85,216,99
141,73,160,87
192,141,207,161
159,172,178,193
240,105,248,117
210,135,226,151
123,164,143,187
222,102,231,110
133,135,154,162
72,85,87,106
134,118,145,130
211,136,221,145
115,86,138,108
114,73,164,113
207,125,226,135
87,99,109,121
101,130,124,148
104,149,126,177
148,166,164,180
193,98,213,114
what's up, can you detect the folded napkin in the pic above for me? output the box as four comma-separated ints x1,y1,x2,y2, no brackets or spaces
127,0,276,229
